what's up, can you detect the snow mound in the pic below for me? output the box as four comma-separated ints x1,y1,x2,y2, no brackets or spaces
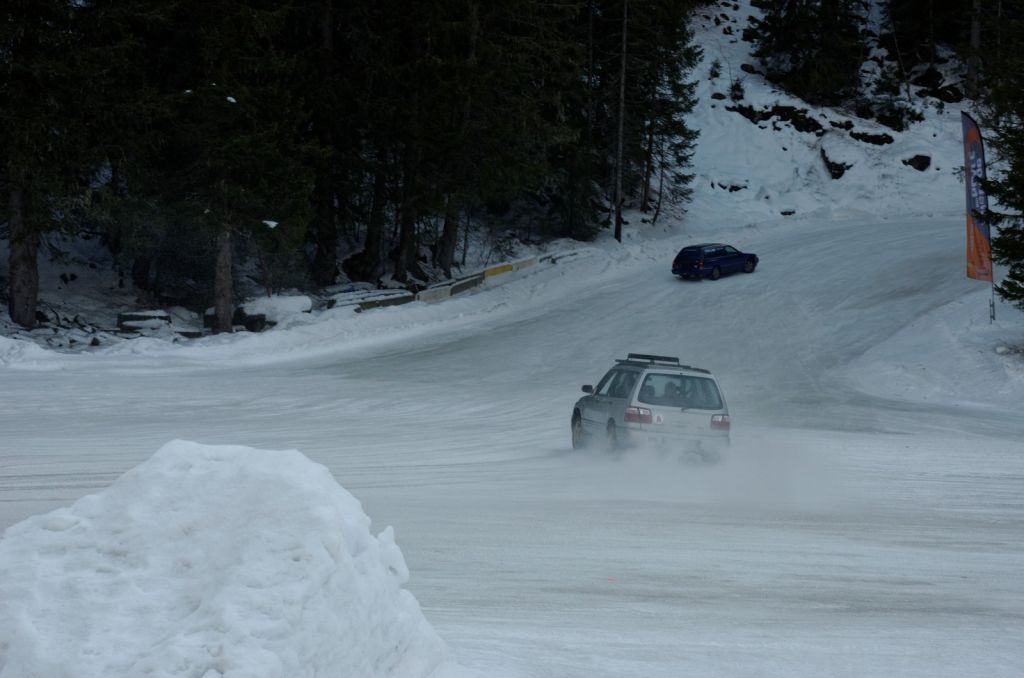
0,336,58,369
240,294,314,322
0,440,447,678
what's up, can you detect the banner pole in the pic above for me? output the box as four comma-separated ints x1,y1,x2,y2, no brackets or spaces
990,279,996,323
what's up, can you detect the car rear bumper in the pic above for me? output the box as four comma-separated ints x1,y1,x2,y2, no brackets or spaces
619,427,729,455
672,267,709,278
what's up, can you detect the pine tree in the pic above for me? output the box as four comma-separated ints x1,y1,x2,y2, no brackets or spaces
1,0,91,328
124,1,316,330
753,0,865,105
978,5,1024,309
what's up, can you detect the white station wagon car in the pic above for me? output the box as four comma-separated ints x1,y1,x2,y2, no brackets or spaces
571,353,730,457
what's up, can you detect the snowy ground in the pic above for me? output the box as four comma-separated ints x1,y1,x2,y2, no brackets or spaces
2,211,1022,677
2,2,1023,676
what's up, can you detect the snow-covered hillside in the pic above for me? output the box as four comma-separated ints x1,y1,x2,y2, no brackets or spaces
687,0,965,224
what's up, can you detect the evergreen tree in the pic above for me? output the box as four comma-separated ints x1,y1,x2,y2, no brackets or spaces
123,1,316,329
978,5,1024,309
753,0,866,105
1,0,90,328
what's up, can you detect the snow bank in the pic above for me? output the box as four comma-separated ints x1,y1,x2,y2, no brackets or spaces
0,336,58,369
0,440,447,678
240,294,314,322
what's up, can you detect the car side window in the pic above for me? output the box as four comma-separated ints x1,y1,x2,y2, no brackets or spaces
597,370,637,398
594,369,617,396
723,246,738,254
612,371,637,399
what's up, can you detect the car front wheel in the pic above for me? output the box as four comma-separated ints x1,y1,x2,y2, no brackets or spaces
571,413,587,449
743,259,756,273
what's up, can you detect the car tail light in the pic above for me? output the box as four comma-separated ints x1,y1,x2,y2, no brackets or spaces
625,407,652,424
696,260,703,268
710,414,730,431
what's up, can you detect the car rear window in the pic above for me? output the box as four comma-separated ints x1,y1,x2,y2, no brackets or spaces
637,373,723,410
676,248,700,260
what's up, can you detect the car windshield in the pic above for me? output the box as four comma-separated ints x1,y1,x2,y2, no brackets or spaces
637,373,723,410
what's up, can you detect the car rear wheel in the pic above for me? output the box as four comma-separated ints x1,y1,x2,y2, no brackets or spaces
605,421,618,452
710,266,721,280
571,413,587,449
743,259,756,273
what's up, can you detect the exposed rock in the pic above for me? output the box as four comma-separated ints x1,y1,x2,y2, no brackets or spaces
903,155,931,172
829,119,854,131
917,84,963,103
726,104,824,134
740,63,760,75
820,148,852,180
911,66,943,89
202,307,276,332
850,130,894,145
710,92,727,100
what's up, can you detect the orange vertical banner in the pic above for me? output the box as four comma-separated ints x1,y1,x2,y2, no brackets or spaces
961,113,992,282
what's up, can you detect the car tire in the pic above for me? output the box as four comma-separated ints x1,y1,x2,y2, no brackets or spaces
605,421,618,452
710,266,721,280
743,259,756,273
571,413,587,450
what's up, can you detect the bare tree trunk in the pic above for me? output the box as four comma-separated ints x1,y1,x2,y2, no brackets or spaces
310,172,337,285
928,0,935,66
395,147,418,283
613,0,628,242
363,157,387,279
7,181,39,329
214,228,234,333
652,144,666,226
968,0,981,98
641,116,655,212
434,2,477,279
310,0,338,287
437,196,459,278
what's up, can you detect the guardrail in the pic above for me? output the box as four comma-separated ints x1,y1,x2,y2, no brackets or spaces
327,251,581,313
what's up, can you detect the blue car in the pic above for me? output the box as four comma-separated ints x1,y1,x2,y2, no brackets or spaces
672,243,758,280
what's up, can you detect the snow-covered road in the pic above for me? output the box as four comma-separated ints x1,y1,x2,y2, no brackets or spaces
1,214,1022,677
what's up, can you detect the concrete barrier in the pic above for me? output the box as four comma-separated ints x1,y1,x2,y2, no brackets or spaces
356,292,415,311
329,289,414,311
415,285,452,303
450,273,484,295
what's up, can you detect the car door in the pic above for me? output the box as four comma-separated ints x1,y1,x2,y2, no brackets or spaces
581,369,616,433
704,247,725,273
720,245,743,273
583,369,632,434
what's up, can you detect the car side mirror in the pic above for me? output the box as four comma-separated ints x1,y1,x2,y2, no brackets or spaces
582,385,594,394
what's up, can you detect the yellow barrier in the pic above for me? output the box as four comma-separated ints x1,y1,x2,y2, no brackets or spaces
483,263,514,279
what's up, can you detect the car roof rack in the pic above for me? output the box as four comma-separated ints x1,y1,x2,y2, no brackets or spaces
624,353,679,364
617,353,710,374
